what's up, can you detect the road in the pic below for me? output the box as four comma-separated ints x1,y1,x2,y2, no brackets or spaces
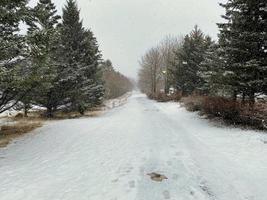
0,92,267,200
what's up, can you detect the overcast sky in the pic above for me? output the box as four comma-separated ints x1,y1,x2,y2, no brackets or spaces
31,0,226,79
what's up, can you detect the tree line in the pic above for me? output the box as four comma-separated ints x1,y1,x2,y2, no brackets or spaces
102,60,134,99
139,0,267,107
0,0,132,117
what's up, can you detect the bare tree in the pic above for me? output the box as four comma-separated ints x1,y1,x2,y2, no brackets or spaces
138,46,163,96
102,60,133,99
159,35,183,93
138,35,183,96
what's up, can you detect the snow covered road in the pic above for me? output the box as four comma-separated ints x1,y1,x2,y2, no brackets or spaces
0,92,267,200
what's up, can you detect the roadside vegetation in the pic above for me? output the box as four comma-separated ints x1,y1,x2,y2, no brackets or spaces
138,1,267,130
0,0,133,146
0,119,43,147
102,60,134,99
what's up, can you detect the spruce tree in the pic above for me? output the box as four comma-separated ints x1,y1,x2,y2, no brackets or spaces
199,44,231,96
0,0,30,113
60,0,104,114
218,0,267,105
172,26,212,95
26,0,61,117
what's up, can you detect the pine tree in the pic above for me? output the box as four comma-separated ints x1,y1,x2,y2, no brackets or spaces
0,0,31,113
218,0,267,105
60,0,104,114
172,26,212,95
26,0,61,117
199,44,231,96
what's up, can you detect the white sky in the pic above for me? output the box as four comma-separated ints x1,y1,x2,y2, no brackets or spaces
30,0,227,79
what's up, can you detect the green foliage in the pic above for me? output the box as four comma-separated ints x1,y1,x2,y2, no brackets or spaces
217,0,267,102
0,0,105,117
0,0,31,113
172,25,213,95
25,0,61,116
59,0,104,114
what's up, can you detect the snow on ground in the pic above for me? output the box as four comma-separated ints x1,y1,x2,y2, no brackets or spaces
0,92,266,200
104,92,131,109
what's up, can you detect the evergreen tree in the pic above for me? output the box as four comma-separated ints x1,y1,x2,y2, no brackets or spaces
218,0,267,105
60,0,104,114
26,0,61,117
0,0,30,113
199,44,231,96
172,26,212,95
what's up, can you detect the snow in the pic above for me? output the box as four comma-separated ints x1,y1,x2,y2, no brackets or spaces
104,92,131,109
0,92,266,200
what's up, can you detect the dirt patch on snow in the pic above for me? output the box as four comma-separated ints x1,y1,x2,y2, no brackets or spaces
147,172,168,182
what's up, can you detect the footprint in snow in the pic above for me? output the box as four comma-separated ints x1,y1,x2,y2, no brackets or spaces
128,180,135,188
139,167,145,174
167,160,172,166
117,166,133,177
175,152,183,156
172,174,179,180
163,190,171,199
111,178,119,183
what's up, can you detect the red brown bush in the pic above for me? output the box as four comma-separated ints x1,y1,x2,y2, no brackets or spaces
182,95,267,130
202,97,241,121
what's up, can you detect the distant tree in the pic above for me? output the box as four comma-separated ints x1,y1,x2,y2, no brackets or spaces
138,47,163,96
159,35,183,93
102,60,133,99
172,25,212,95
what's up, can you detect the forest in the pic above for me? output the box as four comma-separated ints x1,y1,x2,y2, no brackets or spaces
138,1,267,130
0,0,133,118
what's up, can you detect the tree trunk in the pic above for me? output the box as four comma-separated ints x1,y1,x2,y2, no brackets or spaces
164,73,168,94
24,108,28,117
249,91,255,109
241,92,246,106
153,67,157,95
232,90,237,102
46,106,54,118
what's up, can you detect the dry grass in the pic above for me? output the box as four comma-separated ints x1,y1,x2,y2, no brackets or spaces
10,106,104,120
52,109,104,119
0,120,43,148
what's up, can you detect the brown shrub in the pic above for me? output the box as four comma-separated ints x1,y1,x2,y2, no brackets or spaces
171,92,183,101
148,92,182,102
202,96,241,121
182,96,204,112
156,93,171,102
238,103,267,129
182,95,267,130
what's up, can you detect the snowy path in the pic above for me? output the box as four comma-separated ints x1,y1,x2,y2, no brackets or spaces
0,92,267,200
